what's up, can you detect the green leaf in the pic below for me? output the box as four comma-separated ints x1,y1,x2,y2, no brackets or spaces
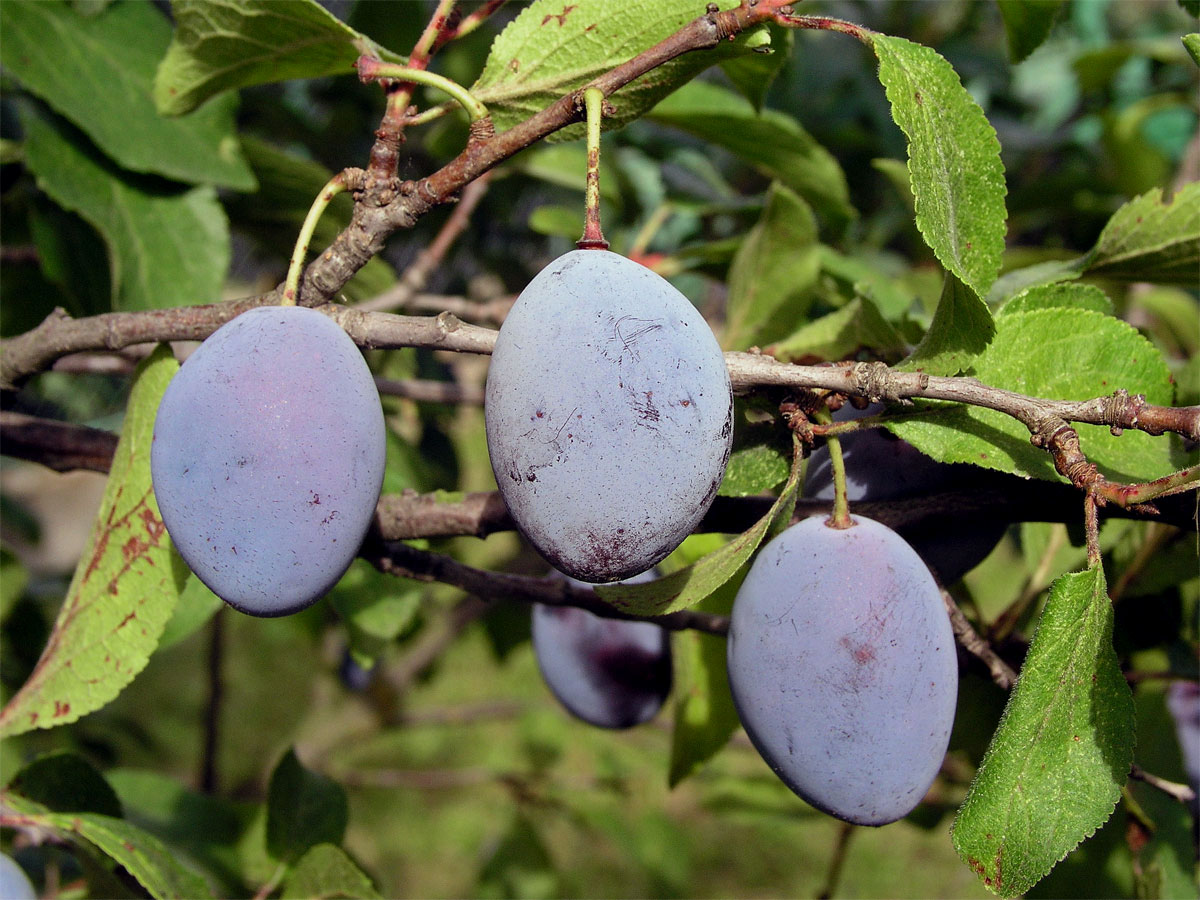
8,751,123,817
1,792,215,900
996,0,1067,62
648,80,855,223
0,0,254,189
155,0,404,117
107,768,249,897
889,307,1177,483
897,272,995,376
718,421,791,498
868,33,1007,298
1082,182,1200,284
719,21,793,111
328,560,421,668
0,347,184,739
28,197,112,319
475,814,559,900
992,182,1200,299
668,552,743,786
814,244,915,320
527,204,583,238
472,0,771,142
1,548,29,622
20,102,230,311
156,574,224,651
997,283,1113,317
722,182,819,350
1184,34,1200,67
597,439,800,616
282,844,382,900
952,567,1134,897
266,749,348,864
771,296,907,364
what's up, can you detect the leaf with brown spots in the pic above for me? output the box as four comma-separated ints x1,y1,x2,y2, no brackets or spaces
0,346,186,738
1,792,213,899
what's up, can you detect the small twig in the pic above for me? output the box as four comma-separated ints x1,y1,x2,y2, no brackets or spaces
337,765,498,790
363,0,457,179
355,291,512,322
252,862,288,900
199,610,225,795
0,412,117,473
989,524,1069,643
364,540,731,636
1109,523,1180,604
431,0,506,47
1129,763,1197,805
381,594,490,697
944,591,1018,690
1084,493,1102,569
375,376,483,405
817,822,857,900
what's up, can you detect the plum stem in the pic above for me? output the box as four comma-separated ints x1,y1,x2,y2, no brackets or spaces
813,407,853,529
577,87,609,251
284,173,349,306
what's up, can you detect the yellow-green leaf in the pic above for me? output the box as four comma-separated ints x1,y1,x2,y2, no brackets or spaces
0,347,185,738
473,0,770,141
2,792,214,899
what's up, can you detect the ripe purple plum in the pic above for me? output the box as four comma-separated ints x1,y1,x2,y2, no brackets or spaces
805,404,1006,583
0,854,35,900
532,571,671,729
727,514,958,826
485,249,733,583
151,306,386,617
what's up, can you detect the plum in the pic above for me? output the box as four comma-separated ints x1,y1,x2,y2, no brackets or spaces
151,306,386,617
726,514,959,826
485,249,733,583
532,571,671,729
0,854,35,900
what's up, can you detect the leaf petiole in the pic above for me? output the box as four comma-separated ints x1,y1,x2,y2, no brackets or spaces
283,173,349,306
356,58,489,122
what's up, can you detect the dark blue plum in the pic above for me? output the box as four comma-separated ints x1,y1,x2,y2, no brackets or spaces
805,403,1007,583
532,573,671,728
151,306,386,617
727,514,958,826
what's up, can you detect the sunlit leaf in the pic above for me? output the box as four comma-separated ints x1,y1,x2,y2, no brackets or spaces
0,347,184,738
473,0,770,141
869,33,1007,298
155,0,404,116
953,567,1134,897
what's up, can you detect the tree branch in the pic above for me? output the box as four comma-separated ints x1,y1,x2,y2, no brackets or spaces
363,540,730,636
